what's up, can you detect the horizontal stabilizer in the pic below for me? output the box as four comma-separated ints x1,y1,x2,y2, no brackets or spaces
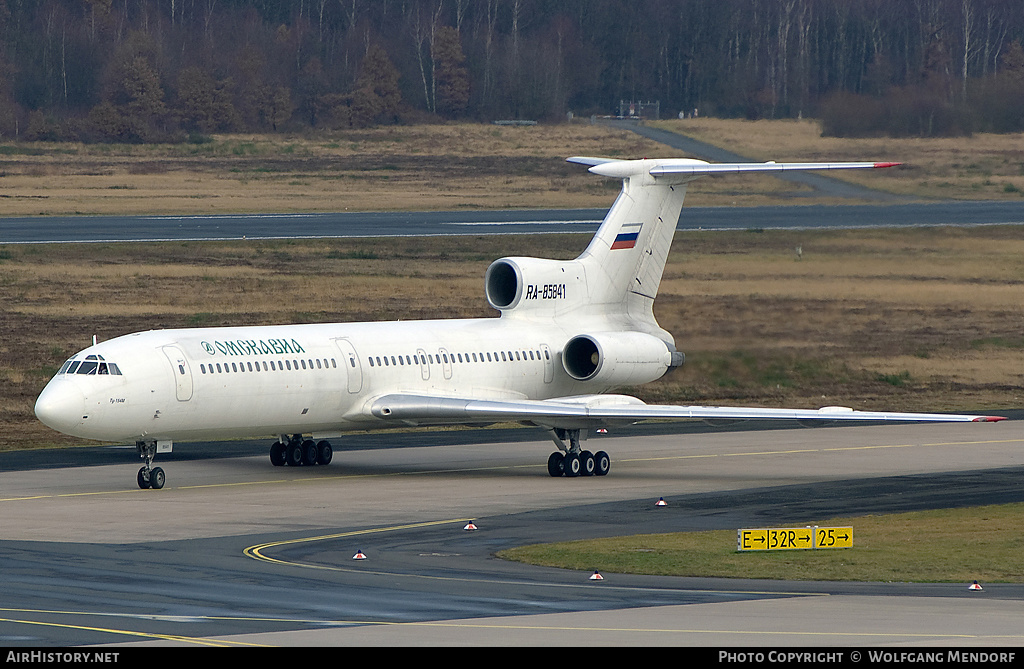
568,157,901,180
648,161,901,176
565,156,617,167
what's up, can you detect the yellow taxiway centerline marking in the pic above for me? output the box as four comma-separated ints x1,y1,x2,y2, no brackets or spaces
617,438,1024,464
0,610,269,647
244,518,475,566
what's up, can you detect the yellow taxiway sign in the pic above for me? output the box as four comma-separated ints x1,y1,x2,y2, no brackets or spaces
737,526,853,551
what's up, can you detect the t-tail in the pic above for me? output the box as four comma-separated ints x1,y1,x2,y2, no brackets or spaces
484,156,899,334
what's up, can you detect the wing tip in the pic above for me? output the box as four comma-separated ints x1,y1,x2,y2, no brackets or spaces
973,416,1008,422
873,162,903,168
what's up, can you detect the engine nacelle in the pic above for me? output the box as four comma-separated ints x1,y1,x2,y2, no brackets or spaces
485,257,586,316
561,332,680,387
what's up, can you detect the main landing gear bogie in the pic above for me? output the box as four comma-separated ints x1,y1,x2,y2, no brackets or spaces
547,428,610,478
548,450,610,478
270,436,333,467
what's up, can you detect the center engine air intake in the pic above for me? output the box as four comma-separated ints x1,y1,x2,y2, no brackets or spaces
485,257,586,314
485,259,520,309
561,332,677,387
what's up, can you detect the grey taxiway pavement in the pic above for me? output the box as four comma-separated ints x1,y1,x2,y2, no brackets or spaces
2,419,1023,647
3,200,1024,244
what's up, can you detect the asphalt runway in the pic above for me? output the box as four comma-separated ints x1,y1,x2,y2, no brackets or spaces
2,419,1023,647
3,200,1024,244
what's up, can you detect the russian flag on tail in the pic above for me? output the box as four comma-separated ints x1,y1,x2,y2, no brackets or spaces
611,222,643,250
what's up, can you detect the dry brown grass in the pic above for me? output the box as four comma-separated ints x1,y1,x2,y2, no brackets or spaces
4,119,1023,217
651,118,1024,201
645,226,1024,414
3,226,1022,451
1,125,657,216
0,119,958,217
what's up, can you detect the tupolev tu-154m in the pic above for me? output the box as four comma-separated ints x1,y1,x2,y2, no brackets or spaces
34,156,1007,489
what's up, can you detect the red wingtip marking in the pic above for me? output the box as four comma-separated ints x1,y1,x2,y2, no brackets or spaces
873,162,902,168
973,416,1008,422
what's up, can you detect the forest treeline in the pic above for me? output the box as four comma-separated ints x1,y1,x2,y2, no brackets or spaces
2,0,1024,142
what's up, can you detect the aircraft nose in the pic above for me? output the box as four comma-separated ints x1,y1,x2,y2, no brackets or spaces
34,379,86,434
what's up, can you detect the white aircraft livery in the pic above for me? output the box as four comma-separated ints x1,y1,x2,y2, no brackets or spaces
35,156,1007,489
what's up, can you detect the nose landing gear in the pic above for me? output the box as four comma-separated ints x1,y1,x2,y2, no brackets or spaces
136,440,166,490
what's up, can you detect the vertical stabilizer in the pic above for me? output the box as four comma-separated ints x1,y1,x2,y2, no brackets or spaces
568,158,697,325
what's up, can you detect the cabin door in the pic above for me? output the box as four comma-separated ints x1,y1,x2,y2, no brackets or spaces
161,345,193,401
540,344,554,384
333,338,363,394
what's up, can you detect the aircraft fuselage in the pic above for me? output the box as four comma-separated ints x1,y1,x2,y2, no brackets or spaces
35,315,659,444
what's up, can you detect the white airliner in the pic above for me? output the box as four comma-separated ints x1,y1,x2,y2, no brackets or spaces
35,156,1006,489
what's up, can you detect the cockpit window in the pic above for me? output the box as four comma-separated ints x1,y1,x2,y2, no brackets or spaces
61,356,123,376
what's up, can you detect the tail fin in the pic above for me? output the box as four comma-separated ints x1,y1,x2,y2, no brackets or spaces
568,157,899,324
570,158,693,312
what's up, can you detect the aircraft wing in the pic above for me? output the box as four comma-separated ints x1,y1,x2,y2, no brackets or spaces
369,393,1006,429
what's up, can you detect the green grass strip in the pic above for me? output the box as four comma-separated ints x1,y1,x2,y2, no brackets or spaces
498,503,1024,583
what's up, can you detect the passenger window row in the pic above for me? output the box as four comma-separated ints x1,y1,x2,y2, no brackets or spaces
200,358,337,375
59,354,122,376
367,348,550,368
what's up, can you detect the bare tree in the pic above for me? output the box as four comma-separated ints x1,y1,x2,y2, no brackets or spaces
409,0,445,114
961,0,981,97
